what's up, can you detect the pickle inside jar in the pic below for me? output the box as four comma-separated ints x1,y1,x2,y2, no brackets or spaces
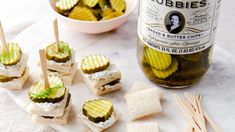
138,38,211,88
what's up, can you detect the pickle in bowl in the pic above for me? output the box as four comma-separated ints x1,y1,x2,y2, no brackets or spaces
55,0,126,21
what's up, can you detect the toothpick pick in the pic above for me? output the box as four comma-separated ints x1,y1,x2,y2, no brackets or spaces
53,19,60,52
39,49,50,90
0,21,8,53
174,94,202,132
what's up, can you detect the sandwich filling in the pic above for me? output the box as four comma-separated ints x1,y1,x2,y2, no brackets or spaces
0,53,28,77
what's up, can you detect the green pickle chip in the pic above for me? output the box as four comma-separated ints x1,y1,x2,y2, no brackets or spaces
46,41,71,62
56,0,125,21
101,7,114,17
101,11,123,21
68,6,98,21
152,58,179,79
110,0,126,12
0,43,22,66
81,54,110,74
144,47,172,70
98,0,107,9
29,75,66,103
56,0,79,12
82,0,99,7
83,99,114,123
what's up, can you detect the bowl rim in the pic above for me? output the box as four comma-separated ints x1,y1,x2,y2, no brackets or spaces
48,0,137,24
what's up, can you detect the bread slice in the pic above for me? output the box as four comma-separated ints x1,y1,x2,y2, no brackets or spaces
127,122,159,132
80,64,122,95
32,100,72,125
125,88,162,120
0,53,28,77
48,62,77,85
0,66,29,90
127,82,164,99
28,89,70,117
79,112,118,132
47,50,75,73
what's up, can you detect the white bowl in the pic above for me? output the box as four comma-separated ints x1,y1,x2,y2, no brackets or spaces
49,0,137,34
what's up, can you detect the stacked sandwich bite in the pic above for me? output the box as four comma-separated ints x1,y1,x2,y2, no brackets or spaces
0,42,29,89
28,50,71,124
45,41,77,85
79,54,122,96
44,20,77,85
79,99,118,131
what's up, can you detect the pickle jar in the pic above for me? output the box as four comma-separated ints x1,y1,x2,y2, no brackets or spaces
137,0,221,88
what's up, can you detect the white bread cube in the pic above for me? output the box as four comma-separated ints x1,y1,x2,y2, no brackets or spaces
32,101,72,125
128,81,164,99
48,62,77,85
0,66,29,90
0,54,28,77
80,64,122,96
125,88,162,120
127,122,159,132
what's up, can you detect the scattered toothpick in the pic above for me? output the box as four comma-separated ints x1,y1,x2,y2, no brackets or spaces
39,49,50,90
53,19,60,52
0,21,8,53
174,92,222,132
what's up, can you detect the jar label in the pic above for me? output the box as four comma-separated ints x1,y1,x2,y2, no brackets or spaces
138,0,221,54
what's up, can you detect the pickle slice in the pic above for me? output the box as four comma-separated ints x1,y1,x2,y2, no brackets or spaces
101,11,123,21
68,7,98,21
144,47,172,70
110,0,126,12
82,0,99,7
46,41,71,62
81,54,110,74
152,58,178,79
0,43,22,66
56,0,79,12
82,99,113,123
98,0,107,9
0,76,14,82
101,7,114,17
29,75,66,103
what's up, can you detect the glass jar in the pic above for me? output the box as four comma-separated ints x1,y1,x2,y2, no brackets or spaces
137,0,221,88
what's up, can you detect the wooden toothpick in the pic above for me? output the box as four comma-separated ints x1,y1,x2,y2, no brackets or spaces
53,19,60,52
39,49,50,90
0,21,8,53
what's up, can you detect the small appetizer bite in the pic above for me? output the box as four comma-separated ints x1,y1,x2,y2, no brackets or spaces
28,50,71,124
79,99,118,132
79,54,122,96
0,22,29,89
44,20,77,85
125,82,164,120
127,122,160,132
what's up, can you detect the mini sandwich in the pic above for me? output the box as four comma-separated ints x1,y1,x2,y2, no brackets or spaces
127,122,160,132
45,41,77,85
79,99,118,132
125,82,164,120
28,50,71,124
42,20,77,86
0,43,29,89
79,54,122,96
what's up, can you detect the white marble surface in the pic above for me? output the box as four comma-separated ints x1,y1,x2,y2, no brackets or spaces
0,0,235,132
